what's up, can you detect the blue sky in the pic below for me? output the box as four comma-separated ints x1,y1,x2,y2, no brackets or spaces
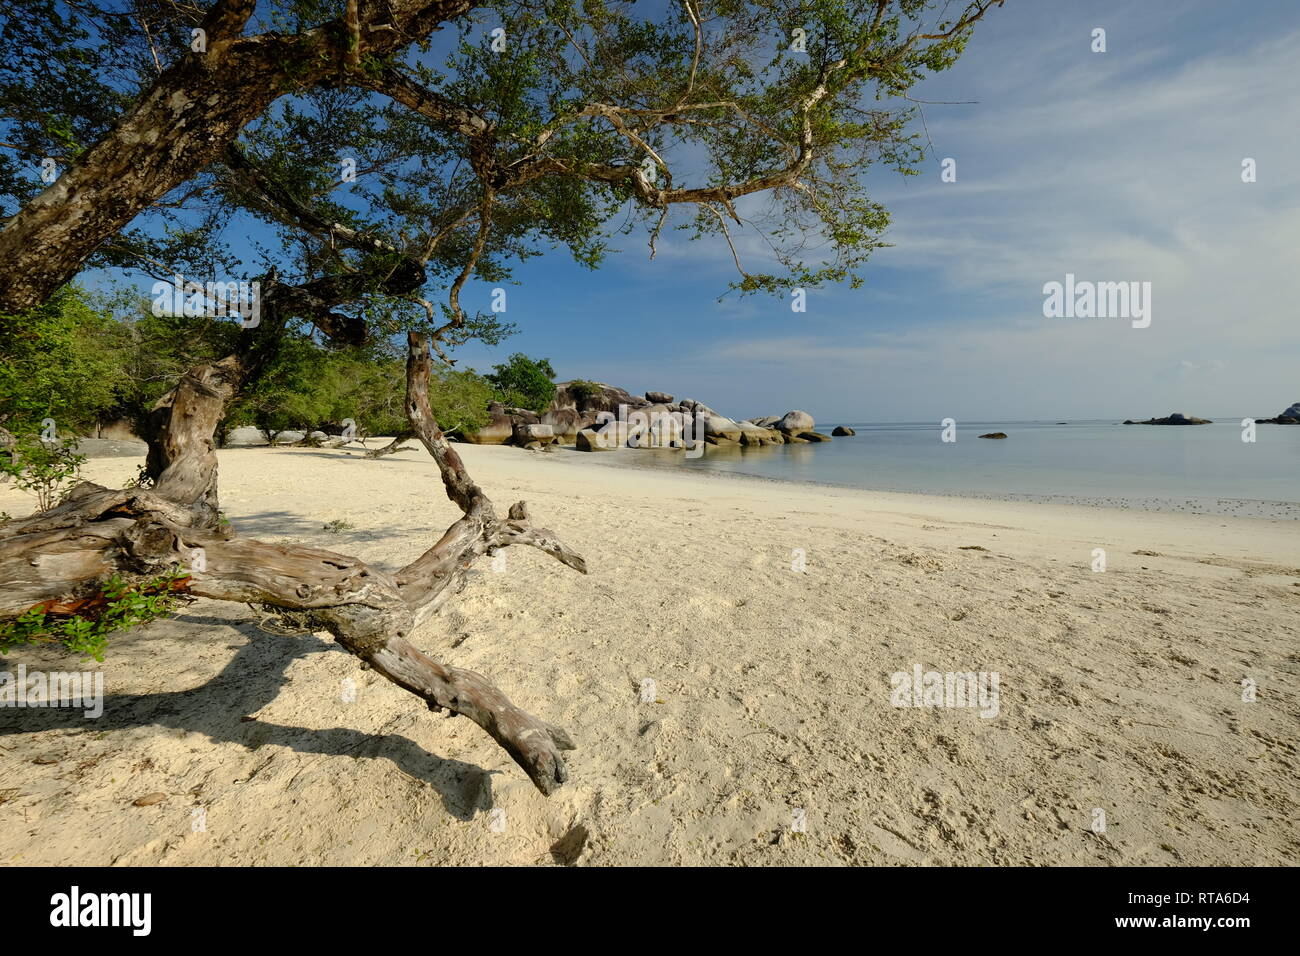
89,0,1300,422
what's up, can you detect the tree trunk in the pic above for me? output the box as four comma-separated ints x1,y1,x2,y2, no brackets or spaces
0,0,477,312
0,331,585,795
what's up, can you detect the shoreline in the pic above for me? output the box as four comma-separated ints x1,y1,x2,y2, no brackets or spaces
551,442,1300,520
64,435,1300,521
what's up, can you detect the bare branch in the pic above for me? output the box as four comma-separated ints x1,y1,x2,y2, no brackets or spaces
350,67,493,139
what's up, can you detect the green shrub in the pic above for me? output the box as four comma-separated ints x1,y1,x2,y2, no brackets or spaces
0,286,132,436
484,353,557,412
0,435,86,512
0,567,191,662
567,379,601,403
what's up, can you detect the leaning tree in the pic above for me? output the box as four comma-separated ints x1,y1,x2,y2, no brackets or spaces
0,0,1000,793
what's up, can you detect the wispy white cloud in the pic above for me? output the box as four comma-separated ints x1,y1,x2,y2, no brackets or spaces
645,8,1300,419
492,3,1300,423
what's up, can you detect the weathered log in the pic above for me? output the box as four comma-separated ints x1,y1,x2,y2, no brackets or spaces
0,332,586,795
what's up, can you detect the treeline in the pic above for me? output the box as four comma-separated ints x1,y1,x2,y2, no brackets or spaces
0,286,558,444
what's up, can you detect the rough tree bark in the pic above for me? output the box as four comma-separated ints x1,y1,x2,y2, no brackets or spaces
0,0,480,312
0,330,586,795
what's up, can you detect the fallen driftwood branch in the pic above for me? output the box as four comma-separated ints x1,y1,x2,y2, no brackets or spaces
364,432,417,458
0,330,586,794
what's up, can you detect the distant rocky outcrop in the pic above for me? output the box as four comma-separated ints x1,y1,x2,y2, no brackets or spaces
776,410,815,434
460,384,635,445
576,423,630,451
978,432,1008,439
459,401,538,444
701,413,743,443
513,422,557,450
1122,412,1212,425
1256,402,1300,424
735,421,782,446
458,381,833,452
831,426,855,436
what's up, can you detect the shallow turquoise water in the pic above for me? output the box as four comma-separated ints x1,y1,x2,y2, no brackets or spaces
598,419,1300,519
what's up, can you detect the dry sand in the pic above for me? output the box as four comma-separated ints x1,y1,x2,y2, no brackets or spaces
2,442,1297,866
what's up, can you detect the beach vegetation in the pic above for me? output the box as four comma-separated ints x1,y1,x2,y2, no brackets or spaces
0,567,191,662
485,353,558,412
0,433,87,512
567,380,602,403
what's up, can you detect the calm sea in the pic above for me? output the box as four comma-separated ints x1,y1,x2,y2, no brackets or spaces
588,419,1300,519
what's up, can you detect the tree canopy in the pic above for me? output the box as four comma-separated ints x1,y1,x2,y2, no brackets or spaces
1,0,1002,351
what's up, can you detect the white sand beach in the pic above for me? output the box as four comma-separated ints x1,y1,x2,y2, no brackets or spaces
2,443,1297,866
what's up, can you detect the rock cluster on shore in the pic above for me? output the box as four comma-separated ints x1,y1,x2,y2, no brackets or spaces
1121,412,1212,425
458,382,840,451
1255,402,1300,424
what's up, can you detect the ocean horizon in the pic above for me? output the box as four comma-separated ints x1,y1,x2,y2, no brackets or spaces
582,418,1300,519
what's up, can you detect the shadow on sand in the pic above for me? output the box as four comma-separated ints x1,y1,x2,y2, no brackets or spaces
0,611,497,820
